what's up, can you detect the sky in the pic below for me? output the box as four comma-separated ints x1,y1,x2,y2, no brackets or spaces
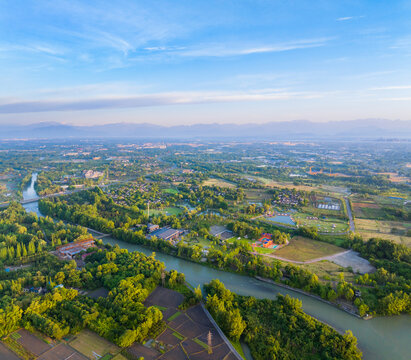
0,0,411,126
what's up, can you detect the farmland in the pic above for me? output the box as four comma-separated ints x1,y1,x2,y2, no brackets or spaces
355,218,411,247
68,329,120,359
203,178,236,188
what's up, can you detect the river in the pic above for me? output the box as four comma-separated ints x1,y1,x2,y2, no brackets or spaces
21,174,411,360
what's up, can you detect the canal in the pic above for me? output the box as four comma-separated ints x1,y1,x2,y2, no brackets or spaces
21,174,411,360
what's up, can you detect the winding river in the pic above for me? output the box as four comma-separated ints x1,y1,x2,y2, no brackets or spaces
21,174,411,360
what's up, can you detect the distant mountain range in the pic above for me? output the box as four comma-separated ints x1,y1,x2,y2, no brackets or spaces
1,119,410,140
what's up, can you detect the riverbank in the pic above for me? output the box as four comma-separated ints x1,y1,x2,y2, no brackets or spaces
79,223,369,321
254,276,366,320
19,174,411,360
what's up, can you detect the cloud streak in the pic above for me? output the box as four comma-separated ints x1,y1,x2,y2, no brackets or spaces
336,16,364,21
370,85,411,90
176,38,331,57
337,17,354,21
0,90,323,114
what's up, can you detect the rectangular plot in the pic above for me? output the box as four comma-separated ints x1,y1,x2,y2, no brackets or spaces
69,329,119,359
127,343,160,360
157,329,181,346
16,329,52,356
0,342,20,360
186,305,211,327
145,287,184,309
38,343,88,360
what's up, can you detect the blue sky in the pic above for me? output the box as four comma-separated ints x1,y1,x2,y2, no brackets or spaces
0,0,411,125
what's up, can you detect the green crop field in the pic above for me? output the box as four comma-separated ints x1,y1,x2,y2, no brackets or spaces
274,236,344,262
163,188,179,195
167,312,181,322
69,330,120,359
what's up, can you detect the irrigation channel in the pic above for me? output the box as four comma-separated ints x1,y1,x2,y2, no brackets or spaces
21,174,411,360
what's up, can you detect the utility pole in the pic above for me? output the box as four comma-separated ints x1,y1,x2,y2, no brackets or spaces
207,330,212,354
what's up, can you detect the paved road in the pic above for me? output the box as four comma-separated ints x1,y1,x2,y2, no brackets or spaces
344,197,355,232
254,249,352,264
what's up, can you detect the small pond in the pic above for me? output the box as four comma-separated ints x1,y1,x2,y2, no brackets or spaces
266,215,296,226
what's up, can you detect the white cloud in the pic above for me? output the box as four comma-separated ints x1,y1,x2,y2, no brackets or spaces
380,97,411,101
0,43,65,56
337,17,354,21
0,89,325,114
371,85,411,90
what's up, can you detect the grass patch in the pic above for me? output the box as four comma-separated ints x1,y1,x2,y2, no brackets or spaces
101,355,113,360
167,311,181,322
164,207,183,216
172,332,184,341
298,260,356,283
230,339,246,359
254,246,277,254
274,236,344,262
10,332,21,340
154,305,167,311
193,338,208,350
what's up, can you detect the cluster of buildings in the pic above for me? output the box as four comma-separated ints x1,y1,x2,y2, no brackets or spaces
252,233,278,249
209,225,234,241
56,238,95,259
146,225,185,244
272,191,304,207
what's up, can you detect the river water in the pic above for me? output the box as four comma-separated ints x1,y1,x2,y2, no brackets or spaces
21,174,411,360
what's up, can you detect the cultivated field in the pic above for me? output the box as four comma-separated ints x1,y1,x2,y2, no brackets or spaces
274,236,344,262
248,175,316,192
355,218,411,247
15,329,52,357
69,329,120,359
245,189,272,202
139,287,239,360
203,178,236,188
38,344,88,360
0,342,20,360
